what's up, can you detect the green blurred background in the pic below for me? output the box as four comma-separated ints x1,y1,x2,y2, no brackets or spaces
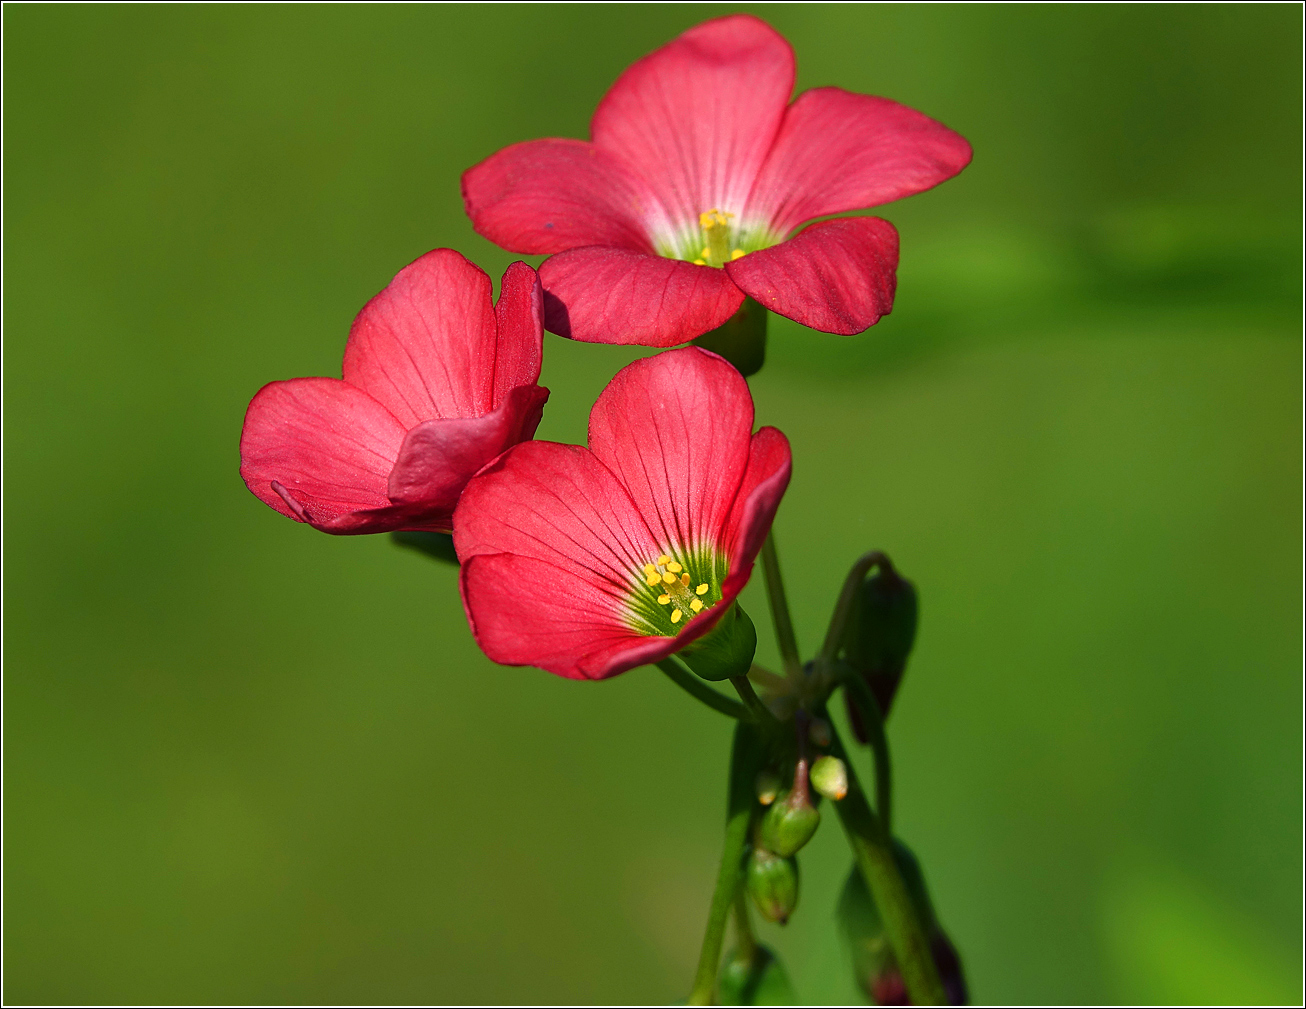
4,4,1300,1004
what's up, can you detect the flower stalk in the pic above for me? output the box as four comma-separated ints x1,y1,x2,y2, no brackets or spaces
760,531,803,682
657,658,747,720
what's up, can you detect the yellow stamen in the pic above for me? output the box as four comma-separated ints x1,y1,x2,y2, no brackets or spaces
643,563,656,575
662,571,677,585
731,249,745,260
693,258,705,265
657,554,671,565
645,573,661,586
666,561,682,573
657,593,671,605
701,247,711,258
696,583,709,595
680,573,690,587
671,609,683,624
690,598,704,613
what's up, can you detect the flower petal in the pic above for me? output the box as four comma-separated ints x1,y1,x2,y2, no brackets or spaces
722,426,793,567
460,552,688,680
588,347,753,554
489,261,545,407
462,139,664,255
239,377,405,527
725,217,899,335
591,14,794,241
743,88,973,237
386,384,550,529
342,248,497,426
453,440,659,584
540,246,743,347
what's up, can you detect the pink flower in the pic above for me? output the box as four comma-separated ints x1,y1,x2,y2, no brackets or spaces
240,249,549,534
453,347,791,680
462,14,971,348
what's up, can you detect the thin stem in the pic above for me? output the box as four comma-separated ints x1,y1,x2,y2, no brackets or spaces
731,886,758,962
760,532,802,680
819,550,892,666
730,674,773,724
658,658,748,720
825,714,945,1006
842,673,892,832
689,724,761,1005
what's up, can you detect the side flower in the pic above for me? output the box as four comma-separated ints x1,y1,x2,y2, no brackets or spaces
462,14,971,347
453,346,792,680
240,249,549,534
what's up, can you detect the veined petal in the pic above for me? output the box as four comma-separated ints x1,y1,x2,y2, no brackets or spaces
462,139,663,255
591,14,794,243
490,261,545,407
453,440,660,585
387,384,550,519
722,426,793,567
743,88,973,238
725,217,899,335
239,377,405,527
460,553,692,680
343,248,498,426
588,347,753,555
540,246,744,347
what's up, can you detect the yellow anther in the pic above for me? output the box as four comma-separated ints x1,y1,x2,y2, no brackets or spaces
690,598,704,613
666,561,682,574
693,258,706,265
671,609,683,624
657,593,671,605
643,563,656,575
680,573,691,587
662,571,677,585
701,247,711,258
699,208,733,229
657,555,671,565
696,583,709,595
731,249,745,260
645,573,661,586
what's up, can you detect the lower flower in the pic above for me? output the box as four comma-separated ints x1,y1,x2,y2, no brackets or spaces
453,346,792,680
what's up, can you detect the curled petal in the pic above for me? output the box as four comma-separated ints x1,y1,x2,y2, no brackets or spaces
462,139,662,255
540,246,744,347
490,261,545,406
744,88,973,237
239,377,405,528
588,347,753,553
722,426,793,566
343,249,497,425
726,217,899,335
592,14,794,236
386,384,550,525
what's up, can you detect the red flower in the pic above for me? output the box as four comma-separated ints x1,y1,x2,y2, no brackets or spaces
240,249,549,534
462,14,971,348
454,346,791,680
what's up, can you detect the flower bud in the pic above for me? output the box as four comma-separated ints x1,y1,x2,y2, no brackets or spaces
746,847,799,924
809,755,848,801
759,763,820,857
692,296,767,377
677,601,757,682
719,943,797,1005
841,561,917,740
754,769,781,806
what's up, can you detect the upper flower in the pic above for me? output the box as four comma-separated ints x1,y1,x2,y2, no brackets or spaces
240,249,549,534
453,346,792,680
462,14,972,348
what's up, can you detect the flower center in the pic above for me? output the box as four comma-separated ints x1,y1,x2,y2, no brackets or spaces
626,552,724,636
692,209,747,269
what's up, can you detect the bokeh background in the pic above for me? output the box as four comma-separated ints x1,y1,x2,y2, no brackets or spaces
4,4,1301,1004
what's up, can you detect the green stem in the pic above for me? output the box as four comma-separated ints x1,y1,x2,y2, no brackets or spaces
825,714,945,1006
689,723,761,1005
658,658,748,720
842,673,892,832
731,885,758,961
819,550,891,666
760,532,802,680
730,674,773,725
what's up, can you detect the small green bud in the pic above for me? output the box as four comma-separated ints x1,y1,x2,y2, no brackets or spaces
760,767,820,857
719,943,798,1005
755,769,781,806
809,755,848,801
692,297,767,377
746,847,799,924
678,601,757,682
